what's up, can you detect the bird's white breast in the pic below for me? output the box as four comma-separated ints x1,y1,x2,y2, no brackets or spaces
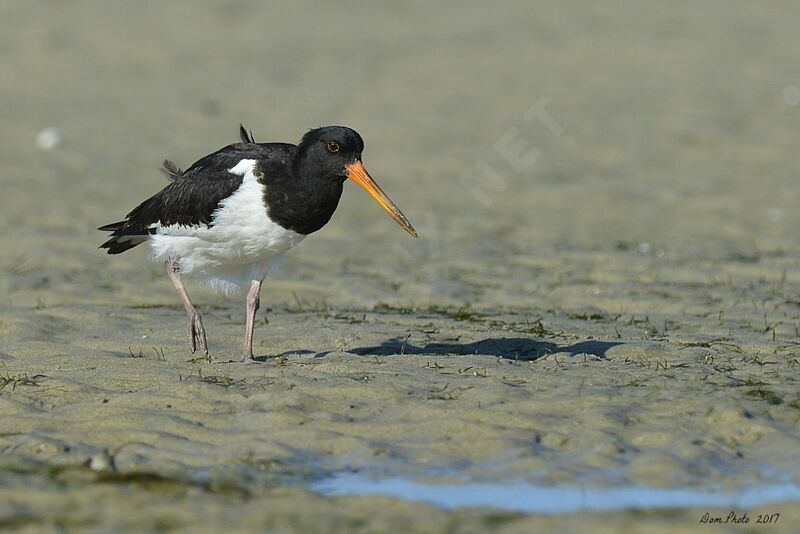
149,159,305,294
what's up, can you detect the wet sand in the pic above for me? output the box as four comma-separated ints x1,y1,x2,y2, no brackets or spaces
2,1,800,531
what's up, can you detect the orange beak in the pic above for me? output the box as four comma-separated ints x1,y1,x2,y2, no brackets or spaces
346,161,418,237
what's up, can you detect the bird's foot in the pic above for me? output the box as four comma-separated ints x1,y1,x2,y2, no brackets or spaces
240,353,258,364
187,312,209,359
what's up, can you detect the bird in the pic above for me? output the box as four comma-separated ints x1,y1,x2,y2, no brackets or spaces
99,125,417,363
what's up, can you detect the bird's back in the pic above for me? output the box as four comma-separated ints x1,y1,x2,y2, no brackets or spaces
99,142,296,251
99,141,306,292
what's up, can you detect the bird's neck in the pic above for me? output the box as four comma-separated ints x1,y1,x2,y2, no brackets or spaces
261,159,345,235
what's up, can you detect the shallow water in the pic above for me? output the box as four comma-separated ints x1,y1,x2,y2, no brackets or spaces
311,473,800,515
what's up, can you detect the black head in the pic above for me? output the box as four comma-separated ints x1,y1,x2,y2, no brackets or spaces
294,125,418,237
296,126,365,180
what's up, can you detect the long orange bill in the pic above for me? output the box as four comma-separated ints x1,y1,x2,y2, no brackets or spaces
346,161,418,237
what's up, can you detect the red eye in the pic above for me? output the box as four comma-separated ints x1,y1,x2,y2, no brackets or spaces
326,140,340,153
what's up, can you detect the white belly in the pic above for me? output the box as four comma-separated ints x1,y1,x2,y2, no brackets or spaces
148,159,305,294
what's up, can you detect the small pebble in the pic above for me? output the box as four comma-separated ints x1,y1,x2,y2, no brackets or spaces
35,127,62,151
89,450,114,472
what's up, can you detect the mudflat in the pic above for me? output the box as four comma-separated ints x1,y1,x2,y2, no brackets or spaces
2,1,799,532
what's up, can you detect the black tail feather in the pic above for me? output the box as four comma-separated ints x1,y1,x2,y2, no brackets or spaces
97,220,127,232
99,235,147,254
98,220,152,254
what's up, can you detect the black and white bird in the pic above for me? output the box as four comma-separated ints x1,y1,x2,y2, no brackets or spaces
99,125,417,363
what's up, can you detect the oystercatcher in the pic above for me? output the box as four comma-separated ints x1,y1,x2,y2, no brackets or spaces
99,125,417,363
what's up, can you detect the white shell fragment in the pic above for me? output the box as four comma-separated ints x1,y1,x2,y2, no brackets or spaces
35,127,62,151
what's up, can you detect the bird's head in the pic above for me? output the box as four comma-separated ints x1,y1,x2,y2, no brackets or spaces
297,126,417,237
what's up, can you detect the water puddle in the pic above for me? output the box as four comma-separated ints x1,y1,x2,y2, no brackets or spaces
310,473,800,514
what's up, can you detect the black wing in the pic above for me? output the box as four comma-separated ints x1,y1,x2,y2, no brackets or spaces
99,143,270,255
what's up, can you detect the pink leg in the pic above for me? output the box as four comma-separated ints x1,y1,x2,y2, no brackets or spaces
241,280,262,363
166,259,209,361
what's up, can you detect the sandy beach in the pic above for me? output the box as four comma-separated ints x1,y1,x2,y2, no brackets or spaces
2,1,800,531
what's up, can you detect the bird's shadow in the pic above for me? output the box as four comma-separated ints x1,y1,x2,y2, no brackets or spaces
345,337,621,362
